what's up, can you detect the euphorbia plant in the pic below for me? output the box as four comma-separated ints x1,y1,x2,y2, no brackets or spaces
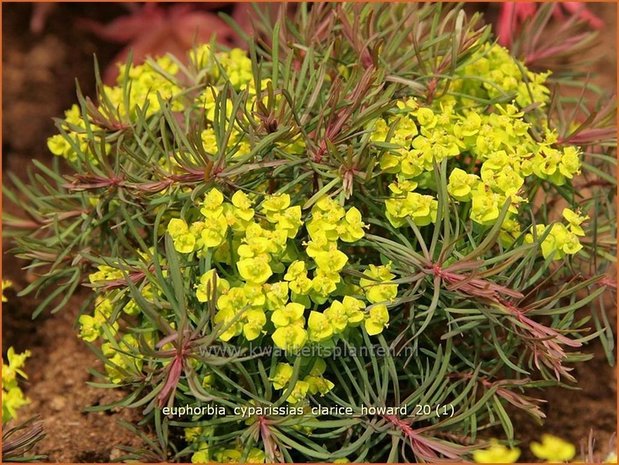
3,3,615,462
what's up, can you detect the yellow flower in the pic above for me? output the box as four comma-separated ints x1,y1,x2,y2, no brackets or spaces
196,270,230,303
559,146,581,179
314,248,348,274
272,325,308,352
101,334,143,384
342,296,366,325
392,115,419,147
416,107,437,129
304,374,335,396
201,128,218,153
337,207,366,242
214,307,243,342
525,224,582,260
3,386,30,423
246,448,266,463
231,190,255,220
242,284,266,308
325,296,366,333
174,233,196,254
364,304,389,336
310,270,340,301
191,448,210,464
530,434,575,462
242,309,267,341
385,192,438,228
359,264,398,304
2,347,30,386
200,188,225,217
261,193,291,217
307,196,345,241
271,302,305,328
217,48,253,89
47,134,72,158
448,168,479,201
370,118,390,143
264,281,289,311
562,208,588,237
167,218,189,237
389,176,418,195
454,111,482,138
214,449,242,463
473,440,521,463
325,300,349,333
286,380,310,404
499,217,521,248
198,215,229,249
380,152,403,173
284,260,307,280
284,261,313,295
270,363,294,390
78,297,118,342
2,280,13,302
305,360,333,397
307,311,333,342
470,186,501,226
237,255,273,285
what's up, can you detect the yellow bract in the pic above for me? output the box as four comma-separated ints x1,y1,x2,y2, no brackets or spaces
473,440,520,463
308,311,333,342
2,279,12,302
530,434,576,462
2,347,31,422
360,264,398,304
270,363,294,390
526,223,583,261
364,304,390,336
272,325,308,352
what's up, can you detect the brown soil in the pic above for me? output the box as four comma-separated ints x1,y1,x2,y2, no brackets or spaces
2,3,143,462
2,3,617,463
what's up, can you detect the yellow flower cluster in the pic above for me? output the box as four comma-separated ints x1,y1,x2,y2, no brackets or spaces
270,358,335,404
369,43,583,259
204,447,265,464
46,45,263,165
107,55,184,119
101,333,145,385
46,104,110,162
80,271,161,385
473,439,520,463
164,188,395,364
530,434,576,462
2,347,31,423
2,279,12,302
525,208,587,260
2,287,32,423
186,423,266,463
166,188,390,351
78,295,118,342
454,43,551,108
473,434,577,463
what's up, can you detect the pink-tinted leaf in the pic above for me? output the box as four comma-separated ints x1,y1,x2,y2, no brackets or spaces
79,3,238,84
